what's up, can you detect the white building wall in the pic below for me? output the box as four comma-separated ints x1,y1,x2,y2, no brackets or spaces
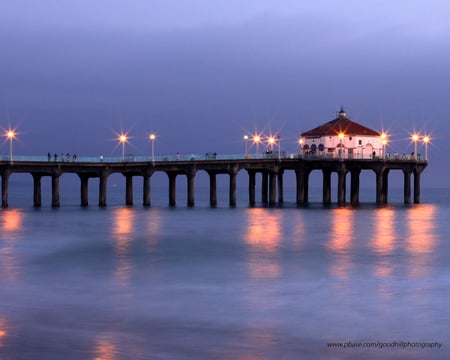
301,135,383,159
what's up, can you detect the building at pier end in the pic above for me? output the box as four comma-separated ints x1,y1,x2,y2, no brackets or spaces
300,108,383,159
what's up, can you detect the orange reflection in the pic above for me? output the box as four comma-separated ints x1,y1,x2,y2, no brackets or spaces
292,212,306,250
0,209,23,281
93,336,118,360
406,205,436,254
406,205,437,278
112,208,135,286
2,209,22,233
0,318,8,349
328,208,353,253
371,208,396,278
328,208,354,279
231,326,276,360
146,210,162,253
245,209,281,279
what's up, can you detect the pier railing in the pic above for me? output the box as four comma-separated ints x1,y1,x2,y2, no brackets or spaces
0,152,425,163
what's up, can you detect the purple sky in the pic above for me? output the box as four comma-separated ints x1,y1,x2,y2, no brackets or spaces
0,1,449,187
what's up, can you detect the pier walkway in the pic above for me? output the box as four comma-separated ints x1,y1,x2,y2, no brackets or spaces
0,153,427,208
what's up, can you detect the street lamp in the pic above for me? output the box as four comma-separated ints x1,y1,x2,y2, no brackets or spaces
253,134,261,155
149,133,156,163
380,132,388,159
423,135,430,161
267,136,275,154
338,132,345,159
298,138,304,157
382,138,388,159
118,133,128,160
411,133,419,160
277,135,281,159
243,135,249,156
6,129,15,163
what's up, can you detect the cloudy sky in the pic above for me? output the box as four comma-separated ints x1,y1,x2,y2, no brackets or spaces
0,0,449,187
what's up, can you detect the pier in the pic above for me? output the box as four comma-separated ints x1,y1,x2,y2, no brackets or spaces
0,154,427,208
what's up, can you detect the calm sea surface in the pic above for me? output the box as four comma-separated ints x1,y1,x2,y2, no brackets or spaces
0,184,449,359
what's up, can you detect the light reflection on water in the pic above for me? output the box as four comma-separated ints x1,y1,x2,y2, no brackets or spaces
371,207,396,278
112,207,135,286
245,209,281,280
0,318,8,349
406,204,437,279
93,336,118,360
327,208,354,280
0,209,23,282
0,197,447,359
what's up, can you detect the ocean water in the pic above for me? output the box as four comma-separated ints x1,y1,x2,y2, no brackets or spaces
0,184,449,359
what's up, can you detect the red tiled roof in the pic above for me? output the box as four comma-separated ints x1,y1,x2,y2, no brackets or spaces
302,112,380,137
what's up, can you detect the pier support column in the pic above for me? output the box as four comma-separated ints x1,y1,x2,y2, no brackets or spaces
403,169,411,204
51,175,60,208
229,171,237,207
414,170,421,204
125,174,133,206
375,168,386,205
168,173,176,207
187,171,195,207
248,170,256,206
99,172,108,207
322,169,331,205
382,169,389,204
295,167,309,205
80,175,89,207
350,169,361,206
32,174,42,207
143,173,151,207
337,169,346,206
261,171,268,205
209,172,217,208
1,171,10,208
277,169,284,204
269,171,277,206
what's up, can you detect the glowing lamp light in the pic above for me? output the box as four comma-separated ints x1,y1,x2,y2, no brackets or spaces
253,134,261,154
411,133,419,160
338,132,345,159
118,133,128,160
7,130,15,139
5,129,16,162
149,133,156,162
119,134,127,143
243,135,249,155
423,135,430,161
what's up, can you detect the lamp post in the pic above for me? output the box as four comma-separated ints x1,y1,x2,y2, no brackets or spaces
380,132,387,159
412,133,419,160
338,132,344,159
243,135,249,156
149,133,156,163
277,135,281,159
6,130,15,163
423,135,430,161
268,136,275,154
382,138,388,159
119,133,128,160
253,135,261,155
298,138,304,157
